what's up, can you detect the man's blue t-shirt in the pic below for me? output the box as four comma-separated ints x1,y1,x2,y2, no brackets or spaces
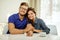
7,13,27,34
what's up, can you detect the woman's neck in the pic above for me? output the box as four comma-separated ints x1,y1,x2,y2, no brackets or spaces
32,18,35,22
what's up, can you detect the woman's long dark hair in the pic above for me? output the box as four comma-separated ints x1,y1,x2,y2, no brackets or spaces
26,7,36,26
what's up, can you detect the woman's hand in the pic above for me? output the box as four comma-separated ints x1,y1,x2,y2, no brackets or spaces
26,31,33,36
24,24,34,33
33,29,42,33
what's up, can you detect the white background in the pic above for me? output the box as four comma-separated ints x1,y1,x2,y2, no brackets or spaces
0,0,60,35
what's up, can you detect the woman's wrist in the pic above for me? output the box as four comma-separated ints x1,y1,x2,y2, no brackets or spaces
34,29,42,33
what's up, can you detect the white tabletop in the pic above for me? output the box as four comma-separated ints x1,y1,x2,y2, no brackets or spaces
0,33,60,40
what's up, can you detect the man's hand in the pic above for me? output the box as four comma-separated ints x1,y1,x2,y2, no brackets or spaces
24,24,34,33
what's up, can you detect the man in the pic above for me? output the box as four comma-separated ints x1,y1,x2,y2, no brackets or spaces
7,2,33,34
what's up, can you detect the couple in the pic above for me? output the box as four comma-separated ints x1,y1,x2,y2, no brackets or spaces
7,2,50,36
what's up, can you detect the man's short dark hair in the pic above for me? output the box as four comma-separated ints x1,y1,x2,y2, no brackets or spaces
20,2,28,7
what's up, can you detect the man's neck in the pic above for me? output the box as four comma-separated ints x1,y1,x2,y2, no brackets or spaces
19,14,24,21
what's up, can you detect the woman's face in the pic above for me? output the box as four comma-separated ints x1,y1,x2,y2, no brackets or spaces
28,10,36,20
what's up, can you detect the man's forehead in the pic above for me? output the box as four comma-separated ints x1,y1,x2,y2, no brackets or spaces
21,5,28,9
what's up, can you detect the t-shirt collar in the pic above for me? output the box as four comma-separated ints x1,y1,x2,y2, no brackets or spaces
17,13,27,21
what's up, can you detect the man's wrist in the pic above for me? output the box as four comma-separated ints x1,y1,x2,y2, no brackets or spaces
23,29,26,33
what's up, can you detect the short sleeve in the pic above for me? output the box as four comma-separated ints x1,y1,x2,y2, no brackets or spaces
8,16,15,24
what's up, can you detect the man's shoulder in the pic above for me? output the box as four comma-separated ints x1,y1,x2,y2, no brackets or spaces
10,13,18,17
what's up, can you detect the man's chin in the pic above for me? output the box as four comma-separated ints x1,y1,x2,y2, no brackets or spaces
19,12,26,16
20,14,25,16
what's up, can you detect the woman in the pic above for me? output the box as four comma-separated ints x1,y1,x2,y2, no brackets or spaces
26,7,50,35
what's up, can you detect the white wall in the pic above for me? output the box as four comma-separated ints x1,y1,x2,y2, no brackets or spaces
0,0,30,23
52,0,60,36
40,0,60,36
40,0,52,25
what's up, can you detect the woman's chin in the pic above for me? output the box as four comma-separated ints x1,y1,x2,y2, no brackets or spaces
29,19,33,20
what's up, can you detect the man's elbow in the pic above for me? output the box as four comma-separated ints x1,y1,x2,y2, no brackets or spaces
9,29,16,34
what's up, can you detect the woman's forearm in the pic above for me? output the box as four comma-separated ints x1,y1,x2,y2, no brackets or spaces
34,29,42,33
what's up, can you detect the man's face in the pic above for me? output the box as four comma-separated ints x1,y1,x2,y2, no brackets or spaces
19,5,28,16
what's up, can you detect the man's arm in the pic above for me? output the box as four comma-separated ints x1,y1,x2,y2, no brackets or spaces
8,23,24,34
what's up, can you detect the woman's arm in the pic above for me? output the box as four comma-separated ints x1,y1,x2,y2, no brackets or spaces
33,29,42,33
24,24,34,33
39,19,50,34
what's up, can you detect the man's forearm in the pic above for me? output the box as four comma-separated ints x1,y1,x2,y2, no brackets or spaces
8,23,25,34
9,29,24,34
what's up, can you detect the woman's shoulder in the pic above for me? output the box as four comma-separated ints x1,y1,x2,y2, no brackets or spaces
36,17,45,24
36,17,43,22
